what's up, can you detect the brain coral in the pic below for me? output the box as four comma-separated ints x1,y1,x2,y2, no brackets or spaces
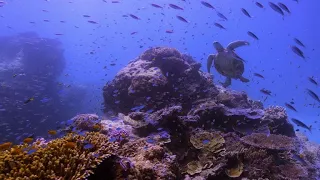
0,132,118,180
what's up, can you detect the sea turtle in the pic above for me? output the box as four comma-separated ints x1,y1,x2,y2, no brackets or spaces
207,41,250,87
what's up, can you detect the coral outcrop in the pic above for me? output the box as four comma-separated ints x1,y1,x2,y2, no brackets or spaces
101,47,319,180
3,47,317,179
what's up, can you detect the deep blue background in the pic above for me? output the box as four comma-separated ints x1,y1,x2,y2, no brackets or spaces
0,0,319,142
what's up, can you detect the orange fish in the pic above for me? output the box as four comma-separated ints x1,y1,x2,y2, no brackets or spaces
64,142,76,149
92,124,101,131
48,130,57,135
23,137,34,144
0,142,12,151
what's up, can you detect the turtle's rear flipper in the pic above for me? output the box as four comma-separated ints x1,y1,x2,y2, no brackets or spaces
239,76,249,83
221,77,232,87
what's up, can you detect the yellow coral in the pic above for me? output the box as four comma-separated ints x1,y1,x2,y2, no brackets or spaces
190,130,225,153
0,132,118,180
225,160,243,178
186,161,203,175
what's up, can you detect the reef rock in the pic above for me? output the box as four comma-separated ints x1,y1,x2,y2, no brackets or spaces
103,47,218,114
101,47,318,179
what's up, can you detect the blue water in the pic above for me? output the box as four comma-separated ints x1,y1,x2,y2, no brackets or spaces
0,0,319,143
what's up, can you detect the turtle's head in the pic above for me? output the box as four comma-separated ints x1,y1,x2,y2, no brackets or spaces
213,41,224,52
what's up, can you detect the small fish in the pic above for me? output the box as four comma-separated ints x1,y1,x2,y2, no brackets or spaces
83,143,94,149
83,15,90,17
253,73,264,79
87,20,98,24
291,118,312,132
294,38,305,48
23,137,34,144
13,74,17,78
201,1,215,9
260,88,272,96
176,15,188,23
24,97,34,104
169,4,184,10
306,89,320,103
291,45,305,59
48,130,57,135
64,142,76,148
278,2,290,14
241,8,252,18
129,14,140,20
216,12,228,21
165,30,174,33
151,3,163,8
285,103,297,112
131,31,137,35
27,149,37,155
308,77,318,86
247,31,259,40
55,33,63,36
255,2,264,8
0,142,12,151
268,2,284,16
214,22,226,30
291,153,308,166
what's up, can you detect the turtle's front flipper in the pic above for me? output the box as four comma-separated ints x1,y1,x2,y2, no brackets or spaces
227,41,249,50
222,77,232,87
207,54,216,73
239,76,249,83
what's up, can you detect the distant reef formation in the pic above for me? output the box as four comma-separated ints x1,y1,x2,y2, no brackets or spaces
0,32,84,142
1,47,319,179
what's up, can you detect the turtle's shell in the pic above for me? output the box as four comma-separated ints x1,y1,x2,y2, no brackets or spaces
214,49,244,78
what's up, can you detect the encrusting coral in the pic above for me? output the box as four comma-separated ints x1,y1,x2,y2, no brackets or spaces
240,133,297,151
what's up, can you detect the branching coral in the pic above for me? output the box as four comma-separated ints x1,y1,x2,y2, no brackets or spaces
0,132,118,180
240,133,297,151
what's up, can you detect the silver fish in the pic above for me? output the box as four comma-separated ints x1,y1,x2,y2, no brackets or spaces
291,118,311,132
291,45,305,59
214,22,226,30
269,2,284,16
216,12,228,21
278,2,290,14
306,89,320,103
247,31,259,40
294,38,305,48
241,8,252,18
284,103,297,112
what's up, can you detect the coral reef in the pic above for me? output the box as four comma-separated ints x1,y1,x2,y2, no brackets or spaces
3,47,318,179
0,132,118,180
101,47,319,180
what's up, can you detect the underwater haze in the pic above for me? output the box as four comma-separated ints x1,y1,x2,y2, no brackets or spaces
0,0,319,167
